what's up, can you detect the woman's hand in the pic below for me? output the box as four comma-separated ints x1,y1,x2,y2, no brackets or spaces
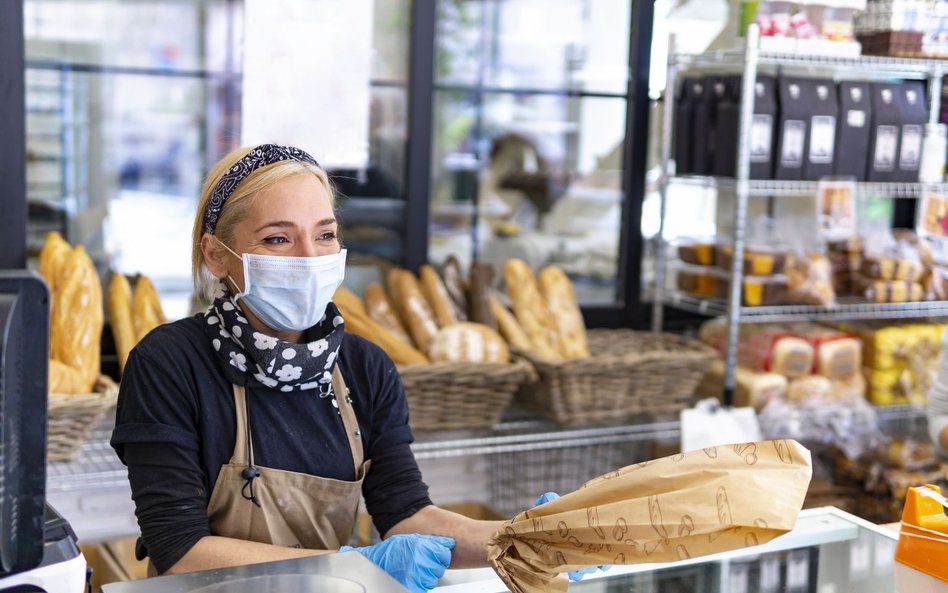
534,492,611,582
340,533,455,593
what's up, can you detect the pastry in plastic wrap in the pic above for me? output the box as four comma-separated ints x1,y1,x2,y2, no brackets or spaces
713,275,787,306
860,257,924,282
786,375,833,402
830,373,866,404
487,440,812,593
677,268,718,297
784,254,836,307
698,320,814,378
715,245,786,276
677,242,716,266
695,359,788,410
862,280,925,303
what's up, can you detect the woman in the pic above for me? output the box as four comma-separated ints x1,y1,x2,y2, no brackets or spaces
110,144,505,593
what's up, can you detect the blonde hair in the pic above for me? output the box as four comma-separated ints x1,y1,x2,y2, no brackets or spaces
191,145,335,296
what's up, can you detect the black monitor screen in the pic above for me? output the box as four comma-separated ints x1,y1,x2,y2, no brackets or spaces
0,271,49,576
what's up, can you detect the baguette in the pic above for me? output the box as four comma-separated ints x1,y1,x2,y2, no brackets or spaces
489,294,532,352
48,358,88,395
420,265,459,328
393,272,440,354
428,322,510,364
132,275,167,341
51,245,103,392
335,297,429,365
38,231,72,294
333,286,368,317
363,282,413,345
504,259,562,361
538,266,589,359
108,273,136,371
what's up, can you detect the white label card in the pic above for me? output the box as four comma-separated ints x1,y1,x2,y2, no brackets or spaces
901,124,923,170
681,399,762,452
847,109,866,128
874,125,898,172
809,115,836,164
751,114,773,163
781,120,805,167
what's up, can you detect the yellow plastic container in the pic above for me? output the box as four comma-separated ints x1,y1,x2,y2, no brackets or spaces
894,484,948,592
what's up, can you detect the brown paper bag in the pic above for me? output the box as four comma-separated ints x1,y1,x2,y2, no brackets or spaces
487,439,812,593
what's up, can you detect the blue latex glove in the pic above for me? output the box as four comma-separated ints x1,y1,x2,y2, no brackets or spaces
340,533,455,593
535,492,610,582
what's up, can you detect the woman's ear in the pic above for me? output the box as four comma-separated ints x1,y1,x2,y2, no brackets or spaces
201,233,227,278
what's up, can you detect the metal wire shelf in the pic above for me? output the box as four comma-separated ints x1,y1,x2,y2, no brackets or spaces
670,175,948,198
664,291,948,323
673,49,948,77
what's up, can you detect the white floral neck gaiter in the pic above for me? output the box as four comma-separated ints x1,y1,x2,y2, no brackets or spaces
203,287,345,396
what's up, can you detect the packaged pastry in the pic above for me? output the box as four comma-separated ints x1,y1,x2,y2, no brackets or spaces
782,323,862,380
786,375,833,402
831,373,866,404
862,280,924,303
860,257,924,282
676,240,716,266
676,267,719,297
712,274,787,306
699,320,815,378
784,253,836,307
715,245,786,276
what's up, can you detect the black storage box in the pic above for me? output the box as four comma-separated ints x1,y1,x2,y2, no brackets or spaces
868,82,902,182
775,77,810,180
692,76,720,176
749,75,778,180
673,76,703,175
894,80,927,182
835,81,872,180
712,75,742,178
804,79,839,180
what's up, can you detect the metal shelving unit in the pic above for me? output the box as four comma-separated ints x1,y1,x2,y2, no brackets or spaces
652,26,948,403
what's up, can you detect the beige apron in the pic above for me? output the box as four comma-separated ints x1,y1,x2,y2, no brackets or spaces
206,366,370,550
146,367,369,576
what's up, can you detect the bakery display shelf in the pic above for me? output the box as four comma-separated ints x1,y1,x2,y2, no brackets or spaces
673,49,947,77
671,175,948,198
47,422,128,493
664,290,948,323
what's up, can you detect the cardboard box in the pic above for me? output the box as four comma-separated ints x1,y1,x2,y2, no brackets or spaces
835,81,872,180
868,82,902,182
804,79,839,180
775,77,810,180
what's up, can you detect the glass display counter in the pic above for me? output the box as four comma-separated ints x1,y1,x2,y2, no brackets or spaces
434,507,902,593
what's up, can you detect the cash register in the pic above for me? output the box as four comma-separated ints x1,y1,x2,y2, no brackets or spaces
0,271,86,592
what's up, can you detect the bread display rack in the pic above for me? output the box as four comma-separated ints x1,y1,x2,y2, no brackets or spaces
651,25,948,403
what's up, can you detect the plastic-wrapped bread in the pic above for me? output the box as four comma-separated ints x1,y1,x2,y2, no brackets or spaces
428,322,510,364
132,275,167,341
51,245,103,393
504,259,562,361
696,359,787,410
108,273,137,372
419,264,459,328
363,282,413,345
538,266,588,359
786,375,833,402
490,294,532,353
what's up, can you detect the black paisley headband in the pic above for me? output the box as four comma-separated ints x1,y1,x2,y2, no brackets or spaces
203,143,320,235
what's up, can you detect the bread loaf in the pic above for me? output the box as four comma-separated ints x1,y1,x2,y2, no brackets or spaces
51,245,103,393
504,259,562,361
420,265,459,327
393,272,440,354
132,275,167,341
696,359,787,410
538,266,588,359
441,256,468,322
786,375,832,402
49,358,88,395
335,294,429,365
469,261,497,330
769,336,815,378
38,231,72,294
428,322,510,364
386,268,412,310
489,294,532,352
363,282,412,345
108,273,136,371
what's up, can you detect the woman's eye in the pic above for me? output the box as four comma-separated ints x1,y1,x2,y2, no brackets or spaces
264,236,289,245
318,231,338,242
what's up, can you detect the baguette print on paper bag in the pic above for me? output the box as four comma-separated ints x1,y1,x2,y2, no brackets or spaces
487,440,812,593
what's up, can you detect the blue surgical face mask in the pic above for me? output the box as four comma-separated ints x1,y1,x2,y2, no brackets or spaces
216,238,347,332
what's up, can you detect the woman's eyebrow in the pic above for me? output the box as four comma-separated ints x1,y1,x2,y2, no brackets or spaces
253,218,337,233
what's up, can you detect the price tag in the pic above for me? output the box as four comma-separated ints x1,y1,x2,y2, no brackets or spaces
759,556,781,592
849,536,871,579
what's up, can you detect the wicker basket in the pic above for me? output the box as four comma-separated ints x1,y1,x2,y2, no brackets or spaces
48,375,120,462
398,359,532,431
515,329,716,425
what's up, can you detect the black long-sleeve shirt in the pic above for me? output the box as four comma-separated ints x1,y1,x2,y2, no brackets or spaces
111,315,432,574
